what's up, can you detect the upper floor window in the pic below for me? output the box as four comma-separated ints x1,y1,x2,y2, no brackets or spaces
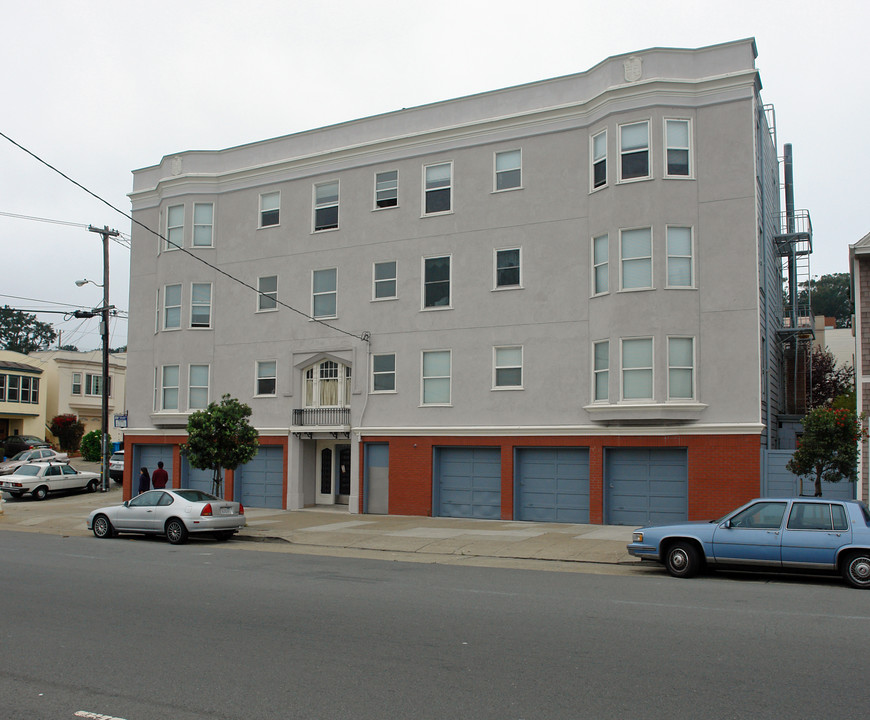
190,283,212,328
259,191,280,228
495,248,521,289
493,346,522,389
314,181,339,231
166,205,184,251
373,261,397,300
6,375,19,402
164,284,182,330
424,162,452,215
71,372,82,395
193,203,214,247
423,255,451,309
19,376,38,404
592,234,609,295
621,338,653,400
619,121,650,181
256,360,277,396
188,364,210,410
593,340,609,401
305,360,351,407
375,170,398,209
422,350,451,405
495,150,521,191
667,226,693,287
85,374,110,397
161,365,179,411
620,228,652,290
258,275,278,311
591,130,607,189
665,119,691,177
371,353,396,393
668,337,695,400
312,268,337,319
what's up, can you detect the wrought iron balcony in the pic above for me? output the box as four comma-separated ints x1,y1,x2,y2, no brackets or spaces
292,407,350,428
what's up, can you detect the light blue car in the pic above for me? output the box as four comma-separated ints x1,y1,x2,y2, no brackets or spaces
627,497,870,589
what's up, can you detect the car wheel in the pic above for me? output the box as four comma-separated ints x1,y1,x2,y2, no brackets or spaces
87,479,99,492
165,518,189,545
32,486,49,501
842,551,870,589
664,541,701,578
92,514,115,539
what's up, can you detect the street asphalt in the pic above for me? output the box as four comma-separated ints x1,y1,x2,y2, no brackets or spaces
0,460,639,569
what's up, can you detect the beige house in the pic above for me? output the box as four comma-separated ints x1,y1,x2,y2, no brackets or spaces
29,350,127,446
0,350,48,446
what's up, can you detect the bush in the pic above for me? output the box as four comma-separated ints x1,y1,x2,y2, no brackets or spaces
49,414,85,453
79,430,103,462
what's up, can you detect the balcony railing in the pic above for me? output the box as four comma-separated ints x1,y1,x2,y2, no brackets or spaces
292,407,350,428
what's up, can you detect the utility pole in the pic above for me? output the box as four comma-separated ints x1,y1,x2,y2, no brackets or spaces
88,225,119,492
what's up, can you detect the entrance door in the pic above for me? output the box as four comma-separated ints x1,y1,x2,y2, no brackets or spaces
316,441,350,506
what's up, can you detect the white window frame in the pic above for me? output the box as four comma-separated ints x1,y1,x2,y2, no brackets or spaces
165,204,184,251
312,268,338,319
591,129,607,190
619,227,653,291
190,282,212,329
256,360,277,397
192,202,214,247
374,170,398,209
371,353,397,393
621,337,654,401
257,275,278,312
85,373,110,397
494,149,522,192
163,283,182,330
618,120,651,182
259,191,280,228
668,336,695,400
71,372,82,395
666,226,694,288
161,364,180,411
593,340,609,402
422,255,452,310
664,118,692,178
313,180,339,232
494,248,522,290
493,345,523,390
373,261,397,301
423,161,453,216
188,364,210,410
421,349,451,406
592,234,609,296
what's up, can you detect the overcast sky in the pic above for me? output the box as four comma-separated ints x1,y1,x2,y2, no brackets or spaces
2,0,866,350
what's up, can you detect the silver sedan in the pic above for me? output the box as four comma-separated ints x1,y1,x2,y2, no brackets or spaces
87,489,246,544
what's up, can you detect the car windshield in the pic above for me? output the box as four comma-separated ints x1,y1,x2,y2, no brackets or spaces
16,465,41,477
173,489,220,502
110,453,123,462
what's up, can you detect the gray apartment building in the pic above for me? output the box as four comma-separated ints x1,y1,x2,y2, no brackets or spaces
125,38,811,525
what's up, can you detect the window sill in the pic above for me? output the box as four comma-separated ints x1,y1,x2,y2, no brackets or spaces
371,296,398,303
421,306,453,312
150,412,190,428
421,210,454,218
491,186,523,194
616,176,652,185
492,285,523,292
584,401,707,424
312,227,339,234
372,205,399,212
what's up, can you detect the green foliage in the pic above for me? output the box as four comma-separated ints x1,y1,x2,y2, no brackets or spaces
787,407,866,496
58,344,80,352
808,346,854,409
0,305,57,353
49,414,85,453
80,430,103,462
799,273,851,328
180,394,259,496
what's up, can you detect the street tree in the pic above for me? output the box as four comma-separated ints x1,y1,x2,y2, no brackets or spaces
181,394,259,496
808,346,853,409
787,407,865,496
0,305,57,353
799,273,851,328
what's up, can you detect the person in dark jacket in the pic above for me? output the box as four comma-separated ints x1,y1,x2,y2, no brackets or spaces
151,461,169,489
138,467,150,495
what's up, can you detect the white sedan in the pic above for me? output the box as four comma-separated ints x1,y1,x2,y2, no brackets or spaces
87,489,246,544
0,462,100,500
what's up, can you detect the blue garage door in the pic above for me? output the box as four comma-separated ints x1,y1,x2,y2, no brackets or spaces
435,447,501,519
516,448,590,523
182,461,213,494
605,448,688,526
236,446,284,509
138,446,174,490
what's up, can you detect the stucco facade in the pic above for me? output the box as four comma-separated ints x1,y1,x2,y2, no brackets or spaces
0,350,47,446
125,39,797,523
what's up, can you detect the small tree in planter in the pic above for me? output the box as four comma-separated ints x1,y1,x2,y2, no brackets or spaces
49,414,85,453
80,430,103,462
181,395,259,497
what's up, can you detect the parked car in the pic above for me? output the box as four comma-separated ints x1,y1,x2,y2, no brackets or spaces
0,448,69,475
627,497,870,589
87,489,246,545
109,450,124,483
0,462,101,500
3,435,51,457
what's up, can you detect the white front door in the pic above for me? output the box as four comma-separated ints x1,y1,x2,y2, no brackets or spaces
315,441,350,506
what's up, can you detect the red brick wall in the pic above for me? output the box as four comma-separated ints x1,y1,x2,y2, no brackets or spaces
360,433,760,523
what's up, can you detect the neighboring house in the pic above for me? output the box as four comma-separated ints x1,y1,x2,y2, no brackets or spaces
0,350,47,445
28,350,127,445
125,38,812,524
813,316,855,371
849,234,870,501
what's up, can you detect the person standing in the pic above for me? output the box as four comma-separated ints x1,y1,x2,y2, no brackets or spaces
137,467,151,495
151,460,169,489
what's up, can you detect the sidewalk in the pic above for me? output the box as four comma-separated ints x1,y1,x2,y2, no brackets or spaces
0,466,639,568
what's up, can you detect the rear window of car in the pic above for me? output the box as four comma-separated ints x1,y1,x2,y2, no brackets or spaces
174,489,219,502
110,453,124,463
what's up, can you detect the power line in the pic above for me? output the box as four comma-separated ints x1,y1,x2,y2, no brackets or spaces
0,209,131,247
0,131,368,343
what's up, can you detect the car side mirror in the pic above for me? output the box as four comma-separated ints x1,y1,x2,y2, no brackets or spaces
123,501,130,508
720,520,732,529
